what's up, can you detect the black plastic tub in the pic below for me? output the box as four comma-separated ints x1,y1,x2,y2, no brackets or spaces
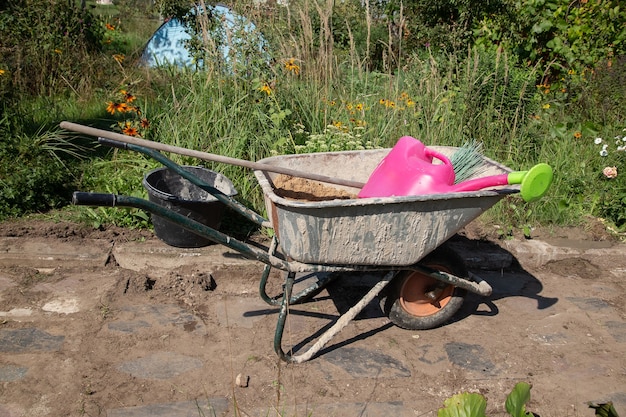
143,166,237,248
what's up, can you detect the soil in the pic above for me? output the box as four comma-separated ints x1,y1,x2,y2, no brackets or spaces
272,175,358,201
0,215,625,417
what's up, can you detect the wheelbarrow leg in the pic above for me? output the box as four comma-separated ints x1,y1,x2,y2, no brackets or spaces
259,237,340,307
274,271,396,363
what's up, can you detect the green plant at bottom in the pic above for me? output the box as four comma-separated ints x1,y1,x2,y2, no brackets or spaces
438,382,620,417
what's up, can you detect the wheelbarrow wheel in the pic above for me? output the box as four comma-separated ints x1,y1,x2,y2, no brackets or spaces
383,244,467,330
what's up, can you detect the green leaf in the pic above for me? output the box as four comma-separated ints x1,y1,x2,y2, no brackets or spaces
588,402,620,417
531,19,553,34
550,122,568,138
505,382,533,417
438,393,487,417
581,121,601,137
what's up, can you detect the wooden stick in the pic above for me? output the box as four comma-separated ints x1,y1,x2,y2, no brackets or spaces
60,121,365,189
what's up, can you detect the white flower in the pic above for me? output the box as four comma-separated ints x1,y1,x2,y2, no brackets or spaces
594,137,603,144
600,149,609,157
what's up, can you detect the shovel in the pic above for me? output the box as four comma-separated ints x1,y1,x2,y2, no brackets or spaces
60,122,365,189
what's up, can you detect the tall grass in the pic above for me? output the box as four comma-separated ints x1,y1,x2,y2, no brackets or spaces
2,0,624,234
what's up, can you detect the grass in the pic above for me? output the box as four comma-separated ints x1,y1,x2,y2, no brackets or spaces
1,1,625,237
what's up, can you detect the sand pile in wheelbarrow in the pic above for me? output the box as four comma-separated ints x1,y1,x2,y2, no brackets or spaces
273,174,358,201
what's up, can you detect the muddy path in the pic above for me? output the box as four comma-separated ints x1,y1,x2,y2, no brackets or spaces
0,218,624,417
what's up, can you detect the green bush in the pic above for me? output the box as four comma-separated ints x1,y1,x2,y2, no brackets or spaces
0,0,104,98
0,110,83,220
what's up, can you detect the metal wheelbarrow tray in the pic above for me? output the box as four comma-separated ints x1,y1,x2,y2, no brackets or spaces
71,138,517,363
254,147,516,266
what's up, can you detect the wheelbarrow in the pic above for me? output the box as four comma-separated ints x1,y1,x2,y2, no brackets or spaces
67,131,519,363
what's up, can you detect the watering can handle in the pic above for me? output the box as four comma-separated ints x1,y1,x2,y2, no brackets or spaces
424,148,453,167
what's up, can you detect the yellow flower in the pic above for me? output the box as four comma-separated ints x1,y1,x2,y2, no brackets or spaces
400,92,409,100
113,54,125,63
379,98,387,105
574,131,582,139
54,49,62,54
284,58,300,75
259,84,272,95
355,103,364,111
0,69,5,76
329,100,336,106
406,99,415,107
542,103,550,109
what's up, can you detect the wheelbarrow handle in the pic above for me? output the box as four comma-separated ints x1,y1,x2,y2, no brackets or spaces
72,192,116,207
98,137,129,150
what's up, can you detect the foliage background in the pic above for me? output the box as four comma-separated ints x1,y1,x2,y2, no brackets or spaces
0,0,624,236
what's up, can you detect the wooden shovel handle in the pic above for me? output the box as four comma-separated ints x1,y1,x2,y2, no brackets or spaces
60,122,365,189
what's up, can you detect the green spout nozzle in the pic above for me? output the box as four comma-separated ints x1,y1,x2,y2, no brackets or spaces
507,163,553,203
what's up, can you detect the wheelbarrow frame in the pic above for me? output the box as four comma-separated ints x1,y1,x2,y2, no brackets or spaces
73,138,494,363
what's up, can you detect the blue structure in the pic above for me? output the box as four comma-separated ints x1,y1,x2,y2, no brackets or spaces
142,4,268,69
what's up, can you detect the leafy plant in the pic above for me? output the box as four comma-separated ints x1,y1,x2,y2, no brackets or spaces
0,113,85,220
589,402,621,417
438,382,534,417
0,0,105,98
438,382,621,417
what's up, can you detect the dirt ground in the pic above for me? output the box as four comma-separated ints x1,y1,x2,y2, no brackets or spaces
0,216,625,417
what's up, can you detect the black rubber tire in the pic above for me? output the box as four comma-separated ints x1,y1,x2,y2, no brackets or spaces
384,244,468,330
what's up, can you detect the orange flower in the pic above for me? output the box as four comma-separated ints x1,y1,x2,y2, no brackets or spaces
122,122,139,137
140,118,150,129
121,90,136,103
106,101,117,115
105,23,115,31
117,102,129,113
113,54,125,63
574,131,582,139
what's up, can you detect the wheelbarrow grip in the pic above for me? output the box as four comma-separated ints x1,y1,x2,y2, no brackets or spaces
98,137,129,150
72,192,116,207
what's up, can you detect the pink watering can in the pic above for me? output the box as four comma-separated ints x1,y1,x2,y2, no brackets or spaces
358,136,553,203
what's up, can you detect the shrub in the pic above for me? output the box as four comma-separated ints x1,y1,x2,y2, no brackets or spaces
0,110,84,220
0,0,104,98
